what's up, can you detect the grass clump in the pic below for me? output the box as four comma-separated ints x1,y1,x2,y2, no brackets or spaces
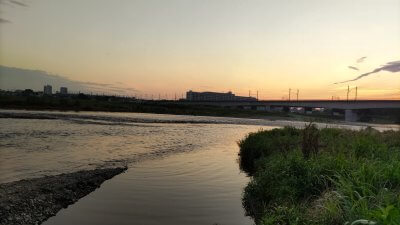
238,125,400,225
238,127,300,175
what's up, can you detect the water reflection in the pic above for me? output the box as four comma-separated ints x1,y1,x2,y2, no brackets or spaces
0,110,398,224
44,146,254,225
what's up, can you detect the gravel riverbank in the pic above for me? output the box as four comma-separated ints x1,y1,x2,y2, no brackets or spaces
0,167,127,225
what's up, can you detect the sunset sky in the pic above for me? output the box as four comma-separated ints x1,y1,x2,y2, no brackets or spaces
0,0,399,100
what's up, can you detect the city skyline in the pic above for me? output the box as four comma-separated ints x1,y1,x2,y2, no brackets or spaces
1,0,399,100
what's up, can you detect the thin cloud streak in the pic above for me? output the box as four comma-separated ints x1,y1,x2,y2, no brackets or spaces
347,56,366,71
357,56,367,63
0,0,29,23
348,66,359,71
0,65,139,95
8,0,27,7
0,18,11,23
336,60,400,84
80,81,114,88
0,0,28,7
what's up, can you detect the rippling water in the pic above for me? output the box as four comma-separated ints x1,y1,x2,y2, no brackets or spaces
0,109,398,225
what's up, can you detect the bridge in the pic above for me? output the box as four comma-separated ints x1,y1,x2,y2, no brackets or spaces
179,100,400,121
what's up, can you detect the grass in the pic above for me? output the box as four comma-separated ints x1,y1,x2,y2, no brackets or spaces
238,125,400,225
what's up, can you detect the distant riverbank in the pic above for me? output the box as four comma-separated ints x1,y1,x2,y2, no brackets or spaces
238,125,400,225
2,95,400,124
0,94,375,123
0,94,292,117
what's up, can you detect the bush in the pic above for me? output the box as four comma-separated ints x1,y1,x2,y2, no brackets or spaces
301,123,320,159
238,127,300,175
239,126,400,225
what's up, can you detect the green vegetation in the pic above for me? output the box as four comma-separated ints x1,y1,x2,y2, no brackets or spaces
0,94,289,118
238,125,400,225
1,95,399,124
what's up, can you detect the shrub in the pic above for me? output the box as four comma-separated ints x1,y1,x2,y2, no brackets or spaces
301,123,320,159
238,127,300,175
239,126,400,225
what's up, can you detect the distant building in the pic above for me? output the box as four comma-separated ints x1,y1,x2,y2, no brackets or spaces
43,85,52,95
60,87,68,95
186,90,257,101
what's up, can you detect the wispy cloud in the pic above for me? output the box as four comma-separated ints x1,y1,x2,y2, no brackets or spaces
0,18,11,23
8,0,27,7
0,65,139,95
356,56,367,63
80,81,113,88
0,0,28,7
336,60,400,84
348,66,359,71
0,0,29,23
348,56,366,71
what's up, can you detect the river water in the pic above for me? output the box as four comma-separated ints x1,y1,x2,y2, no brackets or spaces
0,109,398,225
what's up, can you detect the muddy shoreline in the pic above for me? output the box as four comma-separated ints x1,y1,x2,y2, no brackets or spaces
0,167,127,225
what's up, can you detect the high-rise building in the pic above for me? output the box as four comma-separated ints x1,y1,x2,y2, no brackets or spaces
43,85,52,95
60,87,68,95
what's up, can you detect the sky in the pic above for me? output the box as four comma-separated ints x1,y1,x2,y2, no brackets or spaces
0,0,399,100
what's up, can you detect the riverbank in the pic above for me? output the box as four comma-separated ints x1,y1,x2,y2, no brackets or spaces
238,126,400,225
1,95,399,124
0,95,289,118
0,94,349,124
0,167,126,225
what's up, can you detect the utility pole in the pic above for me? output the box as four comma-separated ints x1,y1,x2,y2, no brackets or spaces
159,93,160,100
289,88,291,101
296,89,299,101
249,90,251,97
347,85,350,102
355,86,358,101
174,93,177,101
256,90,259,100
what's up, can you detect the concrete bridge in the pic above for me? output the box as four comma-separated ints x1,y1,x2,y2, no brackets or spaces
179,100,400,122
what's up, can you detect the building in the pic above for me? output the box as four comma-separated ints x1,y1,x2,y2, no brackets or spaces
43,85,52,95
60,87,68,95
186,90,257,101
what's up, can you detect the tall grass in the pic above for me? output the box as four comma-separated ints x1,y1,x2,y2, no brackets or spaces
238,125,400,225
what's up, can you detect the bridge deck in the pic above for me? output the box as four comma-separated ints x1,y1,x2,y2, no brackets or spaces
180,100,400,110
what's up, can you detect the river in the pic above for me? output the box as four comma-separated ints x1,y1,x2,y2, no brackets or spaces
0,109,398,225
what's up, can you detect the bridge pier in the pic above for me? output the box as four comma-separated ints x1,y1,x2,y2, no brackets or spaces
270,106,283,112
345,109,359,122
304,107,313,114
256,106,270,111
283,106,290,112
